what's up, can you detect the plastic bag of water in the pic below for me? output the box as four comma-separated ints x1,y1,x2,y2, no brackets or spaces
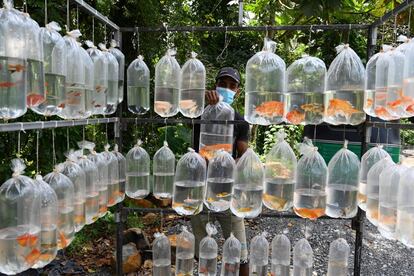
44,164,75,250
294,138,327,219
325,44,365,125
153,141,175,200
285,55,326,125
366,157,394,226
199,223,218,276
221,233,241,276
33,22,66,116
112,145,126,203
75,149,100,225
32,175,58,269
378,163,407,239
396,167,414,247
249,232,269,276
0,159,41,275
358,145,389,211
101,145,120,207
230,148,264,218
99,43,119,115
176,226,195,276
364,51,383,117
293,238,313,276
0,1,27,119
80,46,94,118
152,232,171,276
179,51,206,118
264,129,297,211
125,139,150,199
155,48,180,117
108,39,125,104
172,148,206,215
199,96,234,160
271,234,291,276
61,150,87,232
327,238,350,276
127,55,150,114
204,150,235,212
245,38,286,125
326,140,360,218
402,37,414,117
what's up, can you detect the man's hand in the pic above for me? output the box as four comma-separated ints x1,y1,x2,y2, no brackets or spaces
205,90,220,105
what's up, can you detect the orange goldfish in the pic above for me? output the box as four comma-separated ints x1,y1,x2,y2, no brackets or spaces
74,215,85,224
59,231,68,248
25,248,41,264
294,207,325,220
0,81,16,88
108,197,116,206
58,103,65,108
286,109,305,124
300,103,324,113
406,104,414,113
99,206,108,213
199,144,232,160
179,99,197,109
237,207,253,212
206,197,216,203
365,99,373,108
17,233,38,247
263,193,288,211
216,192,230,198
27,93,45,106
375,106,397,120
37,253,54,262
387,99,404,109
326,99,359,117
8,64,25,72
154,101,172,113
255,101,284,118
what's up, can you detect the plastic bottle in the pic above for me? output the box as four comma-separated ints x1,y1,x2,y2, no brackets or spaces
366,157,394,226
396,167,414,247
101,145,120,207
378,163,407,239
204,150,235,212
0,1,27,119
32,175,58,269
175,226,195,276
325,44,366,125
172,148,206,215
326,140,360,218
154,48,180,117
230,148,264,218
285,55,326,125
126,140,150,199
61,150,86,232
293,238,313,276
33,22,66,116
127,55,150,114
327,238,350,276
264,130,297,211
199,223,218,276
108,39,125,104
249,232,269,276
245,38,286,125
152,232,171,276
112,144,126,203
99,43,119,115
0,159,41,274
221,233,241,276
179,51,206,118
271,234,291,276
358,145,389,211
153,141,175,199
44,164,75,249
294,138,328,219
364,51,382,117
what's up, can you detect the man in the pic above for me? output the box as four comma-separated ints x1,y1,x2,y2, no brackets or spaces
191,67,249,275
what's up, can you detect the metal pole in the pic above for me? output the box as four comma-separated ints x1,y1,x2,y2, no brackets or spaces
238,0,243,26
70,0,120,31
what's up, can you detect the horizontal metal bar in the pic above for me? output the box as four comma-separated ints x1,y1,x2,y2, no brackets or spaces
122,117,248,125
366,121,414,130
124,207,352,220
121,24,370,33
0,117,119,132
70,0,120,31
371,0,414,28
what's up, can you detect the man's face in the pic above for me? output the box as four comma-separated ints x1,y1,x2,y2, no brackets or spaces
216,76,239,93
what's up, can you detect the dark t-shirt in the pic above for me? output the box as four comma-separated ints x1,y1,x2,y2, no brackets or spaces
193,111,249,158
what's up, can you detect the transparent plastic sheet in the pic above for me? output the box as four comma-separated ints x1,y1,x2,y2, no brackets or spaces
99,43,119,115
294,138,328,219
44,164,75,250
285,55,326,125
172,148,206,215
101,144,120,207
0,158,41,275
325,44,366,125
153,141,175,200
271,234,291,276
402,38,414,117
221,233,241,276
108,39,125,104
245,38,286,125
326,140,360,218
249,232,269,275
112,144,126,203
327,238,350,276
204,149,235,212
80,45,94,118
264,130,297,211
127,55,150,114
152,232,171,276
199,223,218,276
175,226,195,276
154,48,180,117
293,238,313,276
179,51,206,118
396,167,414,247
126,139,150,199
364,51,382,117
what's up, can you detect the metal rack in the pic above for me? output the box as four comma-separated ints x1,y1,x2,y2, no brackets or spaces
2,0,414,275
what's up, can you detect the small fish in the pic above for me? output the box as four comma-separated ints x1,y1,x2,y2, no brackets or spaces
17,233,38,247
216,192,230,198
365,99,373,108
263,193,288,211
74,215,85,224
294,207,325,220
179,99,197,110
59,231,68,248
176,273,192,276
198,266,208,273
95,85,106,93
108,197,116,206
99,206,108,213
286,109,305,124
326,99,359,117
95,104,102,108
0,81,17,88
8,64,25,72
25,248,41,264
374,106,397,120
237,207,253,212
68,91,81,97
58,103,65,108
154,101,172,113
37,253,54,262
27,93,45,106
300,103,324,113
406,104,414,113
387,99,404,109
254,101,284,118
172,202,184,208
199,143,232,160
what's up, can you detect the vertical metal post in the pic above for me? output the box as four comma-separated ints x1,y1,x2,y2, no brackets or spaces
238,0,244,26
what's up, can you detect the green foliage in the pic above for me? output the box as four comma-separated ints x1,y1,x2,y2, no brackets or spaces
401,119,414,146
